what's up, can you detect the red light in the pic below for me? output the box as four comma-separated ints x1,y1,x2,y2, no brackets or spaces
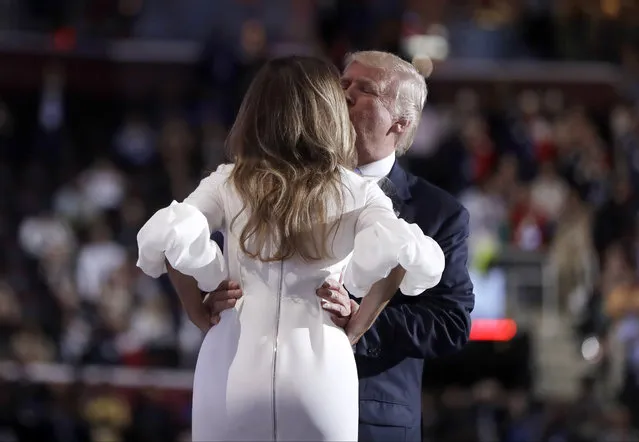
53,27,76,52
470,319,517,342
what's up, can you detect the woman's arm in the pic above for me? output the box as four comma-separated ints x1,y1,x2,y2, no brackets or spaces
343,183,444,299
345,265,405,345
339,182,444,345
166,259,211,333
136,166,233,332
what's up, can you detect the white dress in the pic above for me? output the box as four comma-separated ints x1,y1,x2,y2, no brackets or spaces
136,164,445,442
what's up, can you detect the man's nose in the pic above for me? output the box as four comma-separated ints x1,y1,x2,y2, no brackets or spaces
345,88,355,106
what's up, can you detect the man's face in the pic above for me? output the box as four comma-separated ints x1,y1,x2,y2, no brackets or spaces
341,62,398,166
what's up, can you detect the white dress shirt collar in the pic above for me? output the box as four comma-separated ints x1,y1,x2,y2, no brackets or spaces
356,152,396,179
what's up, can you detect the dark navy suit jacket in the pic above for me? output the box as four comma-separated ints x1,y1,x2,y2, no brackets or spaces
354,162,475,442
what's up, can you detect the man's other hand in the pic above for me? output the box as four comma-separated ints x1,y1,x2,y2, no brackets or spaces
203,280,243,325
316,279,359,328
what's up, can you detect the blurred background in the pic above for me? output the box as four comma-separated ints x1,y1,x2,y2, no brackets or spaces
0,0,638,441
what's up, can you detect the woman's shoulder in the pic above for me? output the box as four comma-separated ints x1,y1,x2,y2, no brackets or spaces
208,163,234,177
337,167,369,207
196,163,234,189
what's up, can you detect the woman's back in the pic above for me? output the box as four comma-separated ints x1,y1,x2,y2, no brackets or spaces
179,163,369,441
213,164,368,290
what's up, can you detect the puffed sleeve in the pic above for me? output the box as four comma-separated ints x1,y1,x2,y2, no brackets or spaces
343,182,445,298
182,163,233,232
135,165,232,292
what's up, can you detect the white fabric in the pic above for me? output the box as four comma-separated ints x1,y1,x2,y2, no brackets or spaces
136,163,445,441
343,185,444,297
136,201,227,292
356,151,396,178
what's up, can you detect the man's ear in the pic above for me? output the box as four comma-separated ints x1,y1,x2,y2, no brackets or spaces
389,118,410,135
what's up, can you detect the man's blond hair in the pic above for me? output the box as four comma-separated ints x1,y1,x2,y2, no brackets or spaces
344,51,428,155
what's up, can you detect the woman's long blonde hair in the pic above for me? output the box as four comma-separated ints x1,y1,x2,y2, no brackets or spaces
227,56,357,262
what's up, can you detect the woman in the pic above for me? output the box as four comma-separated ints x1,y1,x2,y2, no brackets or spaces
136,56,445,441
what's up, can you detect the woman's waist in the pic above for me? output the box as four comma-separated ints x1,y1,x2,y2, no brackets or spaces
214,313,352,361
222,299,345,336
233,289,324,312
231,268,344,300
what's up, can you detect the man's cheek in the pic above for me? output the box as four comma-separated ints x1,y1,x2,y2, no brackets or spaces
360,111,379,131
349,113,365,133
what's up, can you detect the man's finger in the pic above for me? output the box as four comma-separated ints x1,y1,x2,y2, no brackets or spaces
316,288,335,300
330,314,349,328
321,279,343,290
324,284,346,294
210,314,221,326
317,287,348,303
321,300,349,317
203,289,243,305
210,298,238,315
215,280,241,291
331,289,348,302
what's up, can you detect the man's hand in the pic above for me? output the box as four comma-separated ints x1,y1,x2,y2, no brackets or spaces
203,280,243,325
316,279,359,328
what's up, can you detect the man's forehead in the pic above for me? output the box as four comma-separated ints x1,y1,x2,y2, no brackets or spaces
342,62,389,85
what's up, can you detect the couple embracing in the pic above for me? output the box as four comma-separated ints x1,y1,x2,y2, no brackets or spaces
137,51,474,442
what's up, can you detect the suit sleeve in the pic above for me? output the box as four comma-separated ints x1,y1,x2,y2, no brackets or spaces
355,206,474,360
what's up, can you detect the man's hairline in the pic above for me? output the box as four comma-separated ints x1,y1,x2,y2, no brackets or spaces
342,61,393,90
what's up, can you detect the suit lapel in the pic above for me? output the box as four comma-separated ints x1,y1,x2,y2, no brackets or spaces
386,161,415,223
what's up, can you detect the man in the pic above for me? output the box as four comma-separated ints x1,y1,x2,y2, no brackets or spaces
206,51,475,442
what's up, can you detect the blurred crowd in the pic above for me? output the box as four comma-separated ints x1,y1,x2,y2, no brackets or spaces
0,75,215,370
0,378,190,442
421,378,639,442
2,0,639,64
0,1,639,442
411,88,638,299
3,376,639,442
411,82,639,424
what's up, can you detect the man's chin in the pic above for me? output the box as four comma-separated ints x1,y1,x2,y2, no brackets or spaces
355,144,375,166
